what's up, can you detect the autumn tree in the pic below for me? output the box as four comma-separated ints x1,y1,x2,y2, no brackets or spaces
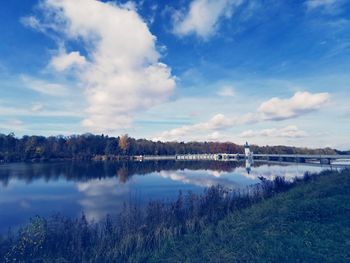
119,134,130,155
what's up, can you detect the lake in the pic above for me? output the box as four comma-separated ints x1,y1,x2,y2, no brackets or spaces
0,160,339,233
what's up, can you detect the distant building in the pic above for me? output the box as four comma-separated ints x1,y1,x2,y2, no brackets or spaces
244,142,250,158
244,142,253,172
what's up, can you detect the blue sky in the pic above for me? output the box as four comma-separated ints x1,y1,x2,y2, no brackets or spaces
0,0,349,149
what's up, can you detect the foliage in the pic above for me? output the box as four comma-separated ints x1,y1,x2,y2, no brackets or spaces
152,169,350,262
0,133,337,162
118,134,130,154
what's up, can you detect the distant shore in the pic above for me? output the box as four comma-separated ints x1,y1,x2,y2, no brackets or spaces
0,134,341,164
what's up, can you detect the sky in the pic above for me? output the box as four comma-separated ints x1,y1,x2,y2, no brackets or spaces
0,0,349,149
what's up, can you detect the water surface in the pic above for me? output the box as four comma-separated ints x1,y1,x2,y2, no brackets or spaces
0,160,336,233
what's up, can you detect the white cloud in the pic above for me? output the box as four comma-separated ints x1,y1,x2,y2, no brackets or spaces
31,103,44,112
257,91,330,121
153,91,329,141
217,85,235,97
120,1,138,11
50,51,86,71
21,75,69,96
0,105,82,118
20,16,44,32
306,0,337,9
153,113,236,141
173,0,243,38
240,125,308,139
0,119,26,132
305,0,344,13
27,0,176,134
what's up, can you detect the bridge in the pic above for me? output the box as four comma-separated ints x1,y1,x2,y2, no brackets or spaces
139,142,350,165
139,153,350,164
173,153,350,164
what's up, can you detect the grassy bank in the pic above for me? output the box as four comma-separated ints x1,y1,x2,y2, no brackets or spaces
0,169,349,262
152,169,350,262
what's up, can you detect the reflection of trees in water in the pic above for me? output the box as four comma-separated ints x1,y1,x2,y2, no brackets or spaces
117,167,128,184
0,161,249,186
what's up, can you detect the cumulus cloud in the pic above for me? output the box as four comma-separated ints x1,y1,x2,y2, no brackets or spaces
217,85,235,97
257,91,330,121
153,113,236,141
50,51,86,71
27,0,176,134
21,75,69,96
154,91,329,141
173,0,243,38
240,125,308,139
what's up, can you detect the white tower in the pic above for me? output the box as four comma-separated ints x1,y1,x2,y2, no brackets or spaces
244,141,253,162
244,142,250,158
244,142,253,173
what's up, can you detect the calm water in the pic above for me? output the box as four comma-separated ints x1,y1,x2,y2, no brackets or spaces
0,160,336,233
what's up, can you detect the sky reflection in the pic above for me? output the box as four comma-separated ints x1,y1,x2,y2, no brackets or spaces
0,161,332,233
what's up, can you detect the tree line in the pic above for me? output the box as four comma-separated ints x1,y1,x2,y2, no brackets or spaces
0,133,337,162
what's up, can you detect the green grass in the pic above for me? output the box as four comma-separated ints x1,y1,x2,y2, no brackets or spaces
151,169,350,263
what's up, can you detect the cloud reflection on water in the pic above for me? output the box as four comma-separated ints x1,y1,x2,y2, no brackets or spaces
158,169,241,189
0,161,333,233
154,163,327,189
76,178,129,221
236,163,325,181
